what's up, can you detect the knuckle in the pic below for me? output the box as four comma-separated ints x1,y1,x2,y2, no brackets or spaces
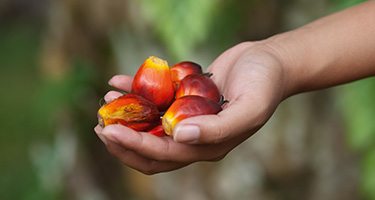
212,126,228,144
237,41,253,48
158,141,171,161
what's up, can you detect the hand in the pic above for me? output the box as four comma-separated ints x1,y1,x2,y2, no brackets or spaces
94,41,287,174
96,0,375,174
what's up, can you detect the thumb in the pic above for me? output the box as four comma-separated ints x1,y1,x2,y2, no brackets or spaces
172,95,271,144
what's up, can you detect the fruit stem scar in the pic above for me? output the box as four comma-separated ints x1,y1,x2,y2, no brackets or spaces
219,95,229,106
203,72,213,77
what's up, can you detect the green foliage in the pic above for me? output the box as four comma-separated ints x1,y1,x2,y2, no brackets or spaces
33,60,97,129
139,0,220,60
331,0,373,199
0,24,62,200
0,24,96,200
339,77,375,200
340,79,375,151
363,149,375,199
329,0,366,10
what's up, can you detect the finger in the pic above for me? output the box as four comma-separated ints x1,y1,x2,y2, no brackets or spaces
173,93,273,144
105,141,188,174
94,124,103,134
94,125,108,144
104,91,123,103
108,75,133,92
101,124,221,162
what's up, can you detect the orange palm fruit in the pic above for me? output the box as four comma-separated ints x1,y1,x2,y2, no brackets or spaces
131,56,174,111
97,94,160,131
148,124,166,137
162,95,222,135
170,61,202,89
175,74,221,102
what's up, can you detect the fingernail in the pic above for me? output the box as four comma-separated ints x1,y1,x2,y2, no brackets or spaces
173,125,200,144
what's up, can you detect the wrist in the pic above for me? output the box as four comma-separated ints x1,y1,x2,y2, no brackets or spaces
258,34,303,99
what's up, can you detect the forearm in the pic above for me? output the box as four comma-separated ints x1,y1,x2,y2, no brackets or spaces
267,1,375,97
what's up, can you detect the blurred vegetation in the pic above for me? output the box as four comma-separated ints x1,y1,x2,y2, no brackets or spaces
340,78,375,200
0,23,50,200
139,0,219,60
331,0,375,199
0,0,373,200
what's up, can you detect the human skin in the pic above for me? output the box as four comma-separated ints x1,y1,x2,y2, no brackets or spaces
94,1,375,174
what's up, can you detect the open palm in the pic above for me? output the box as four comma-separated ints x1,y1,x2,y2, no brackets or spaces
94,42,286,174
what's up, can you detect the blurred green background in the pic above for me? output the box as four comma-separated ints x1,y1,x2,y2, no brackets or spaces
1,0,374,200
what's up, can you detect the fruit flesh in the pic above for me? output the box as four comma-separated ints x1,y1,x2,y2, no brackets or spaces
97,94,160,131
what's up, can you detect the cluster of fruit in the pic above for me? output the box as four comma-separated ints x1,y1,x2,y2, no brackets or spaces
97,56,224,137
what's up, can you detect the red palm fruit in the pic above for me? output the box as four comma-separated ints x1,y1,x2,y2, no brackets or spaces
175,73,221,102
170,61,202,89
97,94,160,131
162,95,222,136
148,124,166,137
132,56,174,111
